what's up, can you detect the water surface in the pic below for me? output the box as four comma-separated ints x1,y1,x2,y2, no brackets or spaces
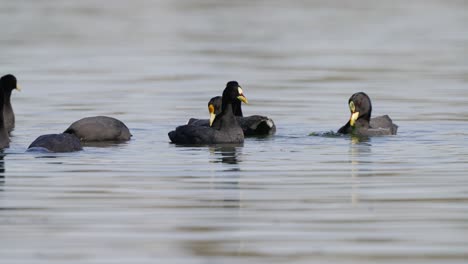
1,1,468,263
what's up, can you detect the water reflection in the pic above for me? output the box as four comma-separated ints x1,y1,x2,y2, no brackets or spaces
0,149,6,173
209,144,242,166
0,151,5,184
209,145,242,194
350,135,370,144
185,145,244,257
208,146,242,210
349,137,372,205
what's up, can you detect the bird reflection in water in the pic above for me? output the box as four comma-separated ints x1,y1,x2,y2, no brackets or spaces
349,136,372,205
0,151,5,184
183,145,244,257
209,144,242,203
351,134,370,144
209,144,242,166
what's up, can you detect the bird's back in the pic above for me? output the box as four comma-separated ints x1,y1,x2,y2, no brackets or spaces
370,115,398,135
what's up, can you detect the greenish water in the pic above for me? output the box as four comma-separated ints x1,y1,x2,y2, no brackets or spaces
1,1,468,263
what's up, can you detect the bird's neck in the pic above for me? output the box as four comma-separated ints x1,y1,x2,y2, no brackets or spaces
212,101,238,130
361,111,371,122
3,90,12,110
0,89,6,132
231,100,243,117
220,101,235,121
2,90,12,106
3,89,12,101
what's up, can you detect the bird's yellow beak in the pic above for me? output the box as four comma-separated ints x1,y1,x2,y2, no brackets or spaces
209,113,216,127
350,112,359,126
208,104,216,127
16,85,21,91
237,95,248,104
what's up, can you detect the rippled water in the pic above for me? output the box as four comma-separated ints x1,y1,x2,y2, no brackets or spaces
1,1,468,263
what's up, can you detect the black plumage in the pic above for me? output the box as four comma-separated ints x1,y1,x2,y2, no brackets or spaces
28,133,82,153
0,75,16,148
1,74,20,133
169,81,247,144
64,116,132,142
188,95,276,136
338,92,398,136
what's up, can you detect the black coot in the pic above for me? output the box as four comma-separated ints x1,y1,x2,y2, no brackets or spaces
169,81,247,144
1,74,20,133
0,75,12,148
188,95,276,136
338,92,398,136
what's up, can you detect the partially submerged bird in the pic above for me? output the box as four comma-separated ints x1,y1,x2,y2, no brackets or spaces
64,116,132,142
28,133,82,153
169,81,247,144
188,95,276,136
338,92,398,136
28,116,130,152
1,74,20,133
